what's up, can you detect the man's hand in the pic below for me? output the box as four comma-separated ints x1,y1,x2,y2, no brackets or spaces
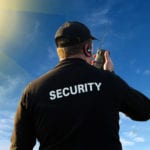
103,51,114,72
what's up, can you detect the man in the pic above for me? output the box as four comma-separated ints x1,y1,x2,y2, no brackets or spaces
10,21,150,150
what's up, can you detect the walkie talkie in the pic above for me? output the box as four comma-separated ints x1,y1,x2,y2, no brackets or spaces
93,22,110,69
93,49,106,69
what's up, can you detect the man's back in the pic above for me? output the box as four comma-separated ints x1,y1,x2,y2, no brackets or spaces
26,58,123,150
11,58,150,150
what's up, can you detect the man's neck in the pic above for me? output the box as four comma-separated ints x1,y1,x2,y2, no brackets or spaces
59,54,85,61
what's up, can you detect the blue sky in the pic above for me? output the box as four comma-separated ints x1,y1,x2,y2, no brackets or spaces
0,0,150,149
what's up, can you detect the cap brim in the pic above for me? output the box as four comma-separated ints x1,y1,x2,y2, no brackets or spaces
91,36,98,40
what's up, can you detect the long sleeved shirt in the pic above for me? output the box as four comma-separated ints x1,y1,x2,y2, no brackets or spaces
10,58,150,150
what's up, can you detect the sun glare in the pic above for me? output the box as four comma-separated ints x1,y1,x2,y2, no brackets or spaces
0,1,21,49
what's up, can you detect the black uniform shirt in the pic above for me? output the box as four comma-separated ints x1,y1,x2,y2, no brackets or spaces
10,58,150,150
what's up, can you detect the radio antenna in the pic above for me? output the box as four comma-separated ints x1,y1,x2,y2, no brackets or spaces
98,21,110,50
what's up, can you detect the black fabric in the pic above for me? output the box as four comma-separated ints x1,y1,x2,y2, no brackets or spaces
10,58,150,150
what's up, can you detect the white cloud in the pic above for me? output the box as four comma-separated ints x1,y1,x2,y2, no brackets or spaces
48,46,57,59
129,58,150,75
129,59,150,75
34,46,57,76
121,130,145,147
0,72,24,103
119,114,145,147
134,69,150,75
0,72,28,110
0,140,11,150
119,113,128,125
26,20,41,41
120,138,134,146
91,9,110,25
0,110,40,150
0,73,21,94
133,137,145,142
0,111,14,140
143,69,150,75
119,112,130,121
126,131,137,138
136,68,141,74
85,8,111,27
33,141,40,150
120,133,145,147
130,59,136,66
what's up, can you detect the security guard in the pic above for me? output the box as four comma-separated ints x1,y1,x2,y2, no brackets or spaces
10,21,150,150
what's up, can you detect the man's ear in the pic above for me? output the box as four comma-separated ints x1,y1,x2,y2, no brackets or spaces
83,44,92,57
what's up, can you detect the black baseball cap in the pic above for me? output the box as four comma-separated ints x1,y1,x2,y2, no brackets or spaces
55,21,97,47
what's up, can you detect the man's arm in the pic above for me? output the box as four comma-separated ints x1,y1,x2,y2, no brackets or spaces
113,75,150,121
10,85,36,150
103,51,150,120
